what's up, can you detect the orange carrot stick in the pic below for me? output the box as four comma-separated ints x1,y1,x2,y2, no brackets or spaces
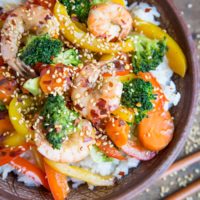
105,117,130,148
44,162,69,200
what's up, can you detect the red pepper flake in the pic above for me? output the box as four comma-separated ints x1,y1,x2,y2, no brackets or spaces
43,80,52,84
9,149,22,157
145,8,152,12
119,171,125,176
96,98,106,109
0,151,7,156
75,104,83,111
91,110,99,119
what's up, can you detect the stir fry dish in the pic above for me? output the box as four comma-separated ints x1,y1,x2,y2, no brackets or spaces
0,0,186,199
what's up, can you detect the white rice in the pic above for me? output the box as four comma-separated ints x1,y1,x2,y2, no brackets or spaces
151,57,181,111
70,156,140,189
129,2,160,25
0,0,181,190
0,164,38,187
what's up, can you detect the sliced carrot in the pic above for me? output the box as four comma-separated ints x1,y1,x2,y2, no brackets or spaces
40,65,71,94
105,118,130,148
10,157,49,190
138,109,174,151
44,162,69,200
96,138,126,160
0,144,29,166
0,111,14,135
138,72,167,110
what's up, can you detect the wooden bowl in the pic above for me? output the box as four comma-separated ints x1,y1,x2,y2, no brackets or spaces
0,0,199,199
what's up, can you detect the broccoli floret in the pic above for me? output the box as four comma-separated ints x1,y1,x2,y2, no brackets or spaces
132,35,167,74
19,34,63,66
121,78,156,124
53,49,81,66
0,101,6,111
59,0,91,22
41,95,78,149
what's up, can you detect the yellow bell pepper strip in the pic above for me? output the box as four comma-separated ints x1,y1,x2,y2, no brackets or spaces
54,1,134,54
44,158,114,186
44,162,69,200
100,54,115,61
9,96,33,136
3,132,26,147
10,157,50,190
0,144,30,166
132,18,187,77
72,18,87,32
118,73,136,82
112,106,135,123
111,0,126,6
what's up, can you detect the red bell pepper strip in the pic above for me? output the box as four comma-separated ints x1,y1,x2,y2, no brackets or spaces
96,139,126,161
44,162,69,200
10,157,49,190
0,144,29,166
121,140,156,161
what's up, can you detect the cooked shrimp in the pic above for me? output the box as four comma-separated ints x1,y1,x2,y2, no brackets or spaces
1,4,59,77
35,119,96,163
71,62,123,124
87,3,132,41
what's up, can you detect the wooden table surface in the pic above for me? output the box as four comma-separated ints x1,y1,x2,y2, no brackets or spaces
137,0,200,199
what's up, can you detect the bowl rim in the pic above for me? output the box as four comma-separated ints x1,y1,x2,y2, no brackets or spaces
109,1,199,199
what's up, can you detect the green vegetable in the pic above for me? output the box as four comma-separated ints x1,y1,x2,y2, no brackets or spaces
59,0,91,22
90,145,114,163
23,77,41,96
19,34,63,66
41,95,78,149
131,35,167,74
53,49,81,66
0,101,6,111
121,78,156,124
91,0,108,5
